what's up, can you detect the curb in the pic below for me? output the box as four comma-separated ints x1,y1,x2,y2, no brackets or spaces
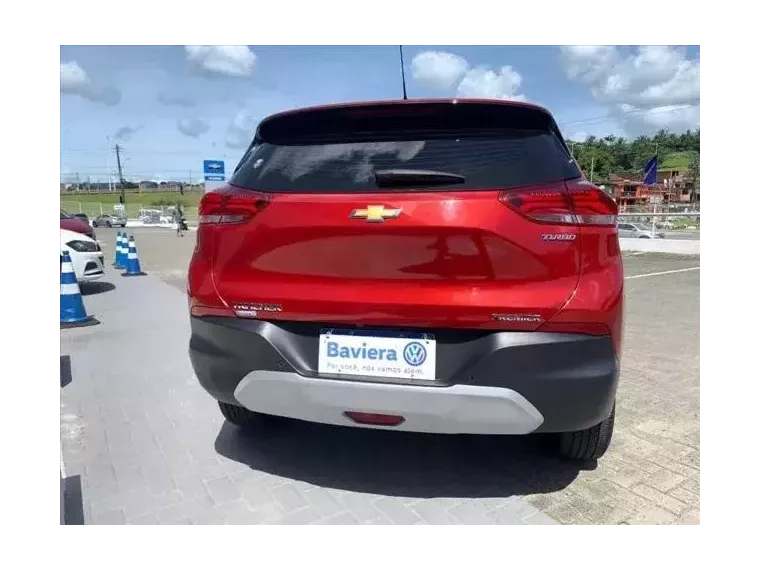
619,238,699,255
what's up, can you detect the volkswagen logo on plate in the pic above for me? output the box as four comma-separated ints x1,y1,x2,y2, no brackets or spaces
403,341,427,367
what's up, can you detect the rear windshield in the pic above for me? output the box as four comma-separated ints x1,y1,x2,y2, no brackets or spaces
230,130,580,193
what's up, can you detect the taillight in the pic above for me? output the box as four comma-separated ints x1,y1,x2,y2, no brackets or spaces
198,187,270,225
499,182,617,226
570,188,618,226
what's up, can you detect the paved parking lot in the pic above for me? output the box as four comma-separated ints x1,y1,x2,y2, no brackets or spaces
61,228,699,524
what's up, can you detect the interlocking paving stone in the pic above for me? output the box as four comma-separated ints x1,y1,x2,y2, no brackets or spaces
62,242,700,525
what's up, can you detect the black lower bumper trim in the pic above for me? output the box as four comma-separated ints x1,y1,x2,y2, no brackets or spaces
189,316,619,433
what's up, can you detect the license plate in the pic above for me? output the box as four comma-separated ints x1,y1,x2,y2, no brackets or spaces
318,329,436,381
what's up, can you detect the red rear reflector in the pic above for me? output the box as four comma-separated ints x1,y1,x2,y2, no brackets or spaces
343,412,405,427
499,184,617,226
198,187,270,225
190,304,236,318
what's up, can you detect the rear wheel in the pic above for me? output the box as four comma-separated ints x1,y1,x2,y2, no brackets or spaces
218,401,276,429
557,403,615,461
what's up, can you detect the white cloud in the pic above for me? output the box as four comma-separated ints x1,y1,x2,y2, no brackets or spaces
226,110,257,149
60,61,120,105
568,131,590,142
60,61,89,92
560,46,618,85
457,65,526,101
185,45,257,78
410,51,526,101
411,51,469,90
114,125,142,141
158,93,195,107
560,45,700,134
177,118,210,138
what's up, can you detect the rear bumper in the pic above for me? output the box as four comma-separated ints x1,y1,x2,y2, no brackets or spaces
234,370,544,434
189,316,619,434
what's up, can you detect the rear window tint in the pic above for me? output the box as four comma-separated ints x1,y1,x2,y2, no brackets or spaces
230,130,580,193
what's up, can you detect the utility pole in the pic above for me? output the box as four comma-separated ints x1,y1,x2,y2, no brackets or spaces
590,155,595,184
115,143,125,205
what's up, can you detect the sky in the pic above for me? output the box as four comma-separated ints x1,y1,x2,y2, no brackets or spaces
60,45,700,184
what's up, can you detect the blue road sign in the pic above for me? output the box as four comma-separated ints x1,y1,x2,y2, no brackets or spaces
203,160,225,177
204,175,225,181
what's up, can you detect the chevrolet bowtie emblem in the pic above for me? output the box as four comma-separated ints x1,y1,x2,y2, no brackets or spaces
349,205,402,222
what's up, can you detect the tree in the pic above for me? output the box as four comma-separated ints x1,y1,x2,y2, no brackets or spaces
568,130,699,183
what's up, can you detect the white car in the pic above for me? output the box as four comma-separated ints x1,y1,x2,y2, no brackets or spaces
60,229,105,282
617,222,666,239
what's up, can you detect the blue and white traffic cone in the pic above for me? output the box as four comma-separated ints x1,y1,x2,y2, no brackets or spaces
121,235,147,276
112,232,124,268
118,232,128,269
61,250,99,328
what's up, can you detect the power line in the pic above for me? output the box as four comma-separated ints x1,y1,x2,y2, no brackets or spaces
61,149,208,155
59,104,700,158
558,103,700,129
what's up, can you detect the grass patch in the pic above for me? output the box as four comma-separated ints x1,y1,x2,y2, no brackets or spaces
60,190,204,206
61,191,204,220
659,151,696,170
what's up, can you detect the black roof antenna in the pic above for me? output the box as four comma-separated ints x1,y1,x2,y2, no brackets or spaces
399,45,408,100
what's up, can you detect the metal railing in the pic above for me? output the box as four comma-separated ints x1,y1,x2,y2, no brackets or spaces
61,201,199,223
61,200,699,233
617,211,700,234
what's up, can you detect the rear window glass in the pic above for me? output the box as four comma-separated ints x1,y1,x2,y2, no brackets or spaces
230,130,580,193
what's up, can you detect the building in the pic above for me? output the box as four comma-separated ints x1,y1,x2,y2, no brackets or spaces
608,153,699,206
607,172,671,206
656,165,696,203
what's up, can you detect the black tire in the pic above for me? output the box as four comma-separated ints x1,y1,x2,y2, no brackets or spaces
639,235,651,239
106,221,112,228
558,403,615,461
218,401,275,429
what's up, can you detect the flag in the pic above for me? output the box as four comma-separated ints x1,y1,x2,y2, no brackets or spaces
643,155,658,185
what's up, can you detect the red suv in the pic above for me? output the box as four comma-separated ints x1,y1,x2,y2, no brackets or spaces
61,209,96,240
188,99,623,461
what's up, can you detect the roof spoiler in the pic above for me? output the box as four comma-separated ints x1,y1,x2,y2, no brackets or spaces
256,100,563,143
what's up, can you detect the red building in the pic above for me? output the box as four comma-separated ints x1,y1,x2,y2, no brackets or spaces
608,169,695,206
